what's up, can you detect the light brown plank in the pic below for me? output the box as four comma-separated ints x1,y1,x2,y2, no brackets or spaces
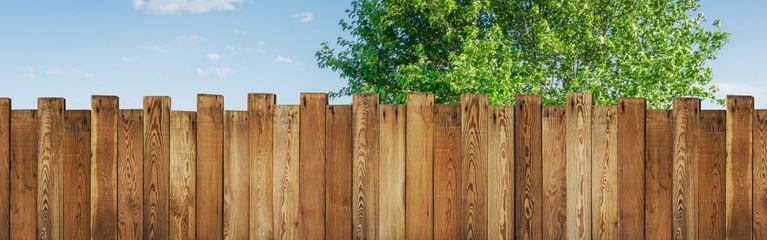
379,105,405,239
38,98,65,240
352,94,379,240
726,96,753,239
755,110,767,240
617,98,646,239
645,110,673,240
63,110,91,240
10,110,38,240
698,110,725,239
325,105,352,240
248,94,275,239
224,111,249,240
434,104,461,240
405,93,434,240
143,96,170,240
196,94,224,239
118,110,144,240
461,94,488,239
273,105,299,239
543,106,566,240
91,96,118,239
672,98,700,240
488,105,513,239
169,111,195,240
515,95,542,240
566,93,592,240
299,93,327,239
0,99,8,239
591,106,618,239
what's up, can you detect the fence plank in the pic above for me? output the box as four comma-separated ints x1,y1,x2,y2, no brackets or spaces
617,98,646,239
0,99,8,240
91,96,118,239
566,93,593,240
591,106,618,239
461,94,488,239
10,110,37,240
726,96,753,239
248,94,275,239
63,110,91,240
299,93,327,239
352,94,379,240
224,111,249,240
755,110,767,240
698,110,726,239
196,94,224,239
434,105,461,240
543,106,566,239
405,93,434,240
672,98,700,240
143,96,170,240
488,105,513,239
118,110,144,240
645,110,673,240
515,95,542,240
169,111,195,240
325,105,352,240
274,105,299,239
38,98,65,240
379,105,405,239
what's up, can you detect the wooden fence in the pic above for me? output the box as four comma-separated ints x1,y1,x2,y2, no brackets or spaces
0,92,765,239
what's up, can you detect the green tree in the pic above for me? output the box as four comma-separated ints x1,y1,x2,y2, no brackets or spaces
317,0,728,108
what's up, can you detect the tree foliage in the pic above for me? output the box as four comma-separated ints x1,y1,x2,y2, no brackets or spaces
317,0,729,108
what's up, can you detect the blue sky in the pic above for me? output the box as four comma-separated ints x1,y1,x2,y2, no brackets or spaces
0,0,764,109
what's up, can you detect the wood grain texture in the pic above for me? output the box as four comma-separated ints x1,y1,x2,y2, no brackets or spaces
196,94,224,240
248,93,275,239
755,110,767,240
91,96,118,239
542,106,566,240
63,110,91,240
326,105,352,240
726,96,753,239
223,111,249,240
434,105,461,240
672,98,700,240
515,95,542,240
273,105,300,239
10,110,38,240
461,94,488,240
698,110,726,239
591,106,618,239
566,93,592,240
379,105,405,239
0,99,8,240
645,110,673,240
405,93,434,240
169,111,195,240
38,98,65,240
616,98,645,240
118,110,144,240
299,93,327,239
352,94,379,240
488,105,513,240
143,96,170,240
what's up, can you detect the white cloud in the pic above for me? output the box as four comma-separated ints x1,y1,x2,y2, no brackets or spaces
207,52,221,61
226,46,264,54
45,68,63,75
232,29,248,35
292,12,314,23
141,45,166,53
196,66,234,78
274,55,294,64
178,34,207,44
134,0,243,15
196,68,208,77
71,68,95,79
21,66,35,79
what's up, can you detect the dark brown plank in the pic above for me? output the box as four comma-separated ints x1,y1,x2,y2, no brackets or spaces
405,93,434,240
460,94,488,239
224,111,249,240
10,110,38,240
0,99,8,240
515,95,542,240
755,110,767,240
488,105,513,239
726,96,753,239
118,110,144,240
645,110,673,240
196,94,223,239
672,98,700,239
248,94,275,239
325,105,352,240
63,110,91,240
352,94,379,239
434,105,461,240
379,105,405,239
566,93,592,240
91,96,118,239
542,106,566,240
38,98,65,240
299,93,327,239
143,96,170,240
273,105,299,239
617,98,646,240
698,110,726,239
169,111,195,240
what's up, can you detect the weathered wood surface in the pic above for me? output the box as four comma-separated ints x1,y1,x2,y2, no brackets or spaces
119,110,144,240
591,106,617,239
566,93,592,240
617,98,645,240
299,93,327,239
38,98,65,240
143,96,170,240
10,110,38,240
434,105,461,240
378,105,405,239
91,96,118,239
646,110,673,240
63,110,91,240
223,111,249,240
726,96,753,239
488,106,513,239
274,105,300,240
461,94,488,240
542,106,566,240
515,95,542,240
405,93,434,240
169,111,195,240
698,110,726,239
352,94,379,240
326,105,352,240
672,98,700,240
248,94,275,239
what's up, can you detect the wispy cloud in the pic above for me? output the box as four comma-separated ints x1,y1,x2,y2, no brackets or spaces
292,11,314,23
226,46,264,54
232,29,248,35
21,66,35,79
178,34,207,44
71,68,95,79
45,68,63,75
274,55,295,64
134,0,243,15
207,52,221,61
141,45,166,53
196,66,234,78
